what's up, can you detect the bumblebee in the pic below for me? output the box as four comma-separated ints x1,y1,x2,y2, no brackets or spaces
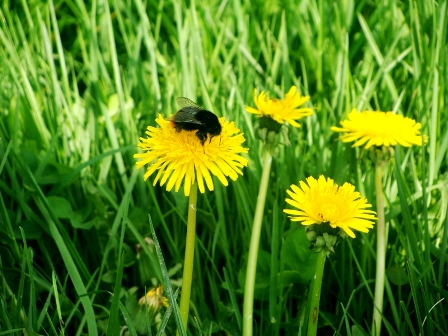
170,97,222,145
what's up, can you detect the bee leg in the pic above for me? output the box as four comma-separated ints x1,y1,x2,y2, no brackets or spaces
174,124,183,132
196,132,207,145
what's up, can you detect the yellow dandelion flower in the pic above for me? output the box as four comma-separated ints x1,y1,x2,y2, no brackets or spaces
284,175,377,238
245,86,313,127
331,109,427,149
134,115,248,196
138,285,168,311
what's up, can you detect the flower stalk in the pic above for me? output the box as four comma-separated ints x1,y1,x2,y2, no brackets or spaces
135,105,248,334
331,109,427,336
283,175,376,335
372,164,386,336
178,183,198,333
242,150,273,336
242,86,313,335
307,251,326,336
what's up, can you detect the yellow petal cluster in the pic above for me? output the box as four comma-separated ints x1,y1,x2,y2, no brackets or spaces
331,109,427,149
284,175,377,238
245,86,313,127
138,285,168,310
134,115,248,196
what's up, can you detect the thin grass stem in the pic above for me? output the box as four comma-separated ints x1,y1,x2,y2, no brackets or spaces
307,250,326,336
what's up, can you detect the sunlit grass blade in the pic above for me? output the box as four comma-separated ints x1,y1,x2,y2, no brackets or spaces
0,192,21,263
18,165,98,334
119,302,139,336
394,149,422,269
269,200,280,333
406,261,424,335
149,215,187,336
399,300,418,336
223,267,242,331
20,229,37,330
156,289,180,336
106,191,130,335
0,296,13,331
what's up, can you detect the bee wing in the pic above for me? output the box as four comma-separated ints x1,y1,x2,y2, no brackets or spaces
171,110,204,125
176,97,202,109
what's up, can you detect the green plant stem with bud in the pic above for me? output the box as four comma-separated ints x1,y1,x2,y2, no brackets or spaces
178,183,198,334
243,150,273,336
372,164,386,336
307,251,326,336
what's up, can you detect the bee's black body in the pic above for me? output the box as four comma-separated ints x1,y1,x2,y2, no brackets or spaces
171,97,222,145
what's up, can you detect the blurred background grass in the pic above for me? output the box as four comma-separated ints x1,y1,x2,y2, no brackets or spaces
0,0,447,335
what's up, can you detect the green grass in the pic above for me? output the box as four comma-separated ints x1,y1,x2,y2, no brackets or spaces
1,0,447,335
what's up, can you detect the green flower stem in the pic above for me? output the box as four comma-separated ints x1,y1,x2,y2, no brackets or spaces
243,150,273,336
178,183,198,334
307,250,326,336
372,164,386,336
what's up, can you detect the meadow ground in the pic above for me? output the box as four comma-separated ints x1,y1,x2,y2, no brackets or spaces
0,0,447,335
